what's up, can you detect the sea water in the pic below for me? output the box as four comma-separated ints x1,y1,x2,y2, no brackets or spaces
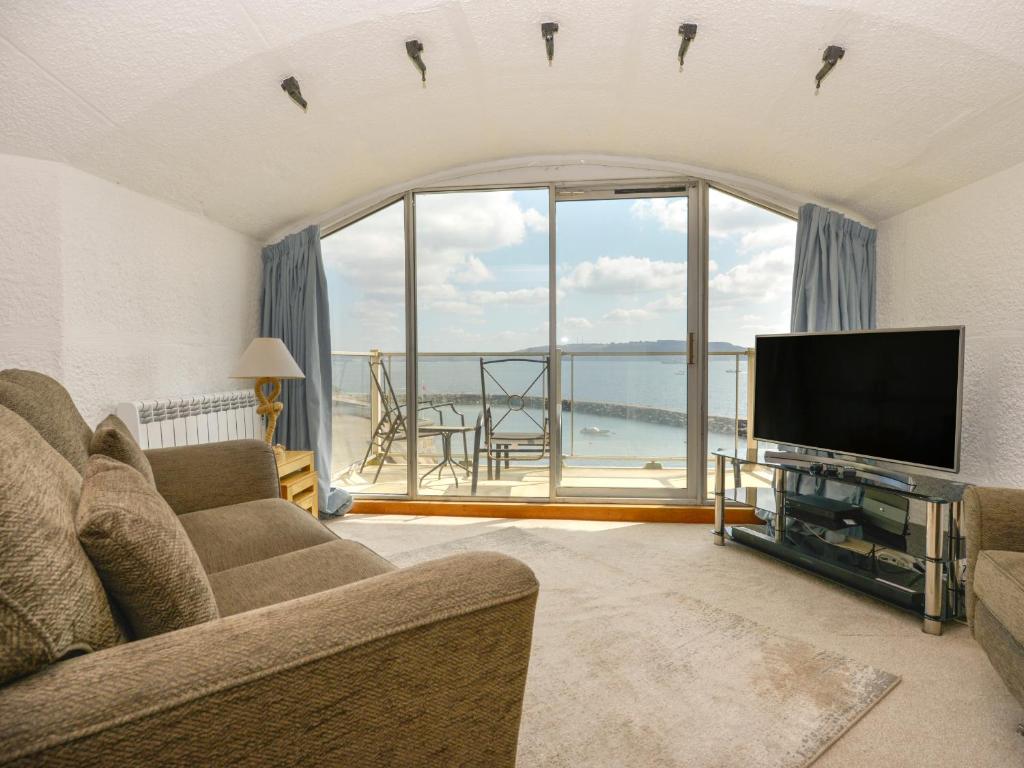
333,354,748,467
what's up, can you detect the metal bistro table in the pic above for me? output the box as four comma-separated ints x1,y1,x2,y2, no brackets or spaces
711,448,968,635
419,416,482,494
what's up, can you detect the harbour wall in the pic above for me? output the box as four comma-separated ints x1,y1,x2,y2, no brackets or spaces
334,392,746,438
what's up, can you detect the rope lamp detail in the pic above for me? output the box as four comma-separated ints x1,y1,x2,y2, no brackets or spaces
230,338,305,454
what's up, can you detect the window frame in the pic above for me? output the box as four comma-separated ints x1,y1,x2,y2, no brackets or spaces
322,177,797,505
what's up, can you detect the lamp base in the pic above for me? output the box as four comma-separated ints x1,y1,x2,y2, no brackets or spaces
255,376,284,445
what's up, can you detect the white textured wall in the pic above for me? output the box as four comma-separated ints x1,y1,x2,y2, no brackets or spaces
877,159,1024,487
0,156,64,376
0,155,260,426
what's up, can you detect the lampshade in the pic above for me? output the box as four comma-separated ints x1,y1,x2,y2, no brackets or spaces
230,338,305,379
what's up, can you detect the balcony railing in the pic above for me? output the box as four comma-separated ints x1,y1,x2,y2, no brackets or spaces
330,348,756,479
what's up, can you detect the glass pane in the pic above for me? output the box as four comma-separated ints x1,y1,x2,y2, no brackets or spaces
556,196,689,495
706,188,797,492
415,189,550,497
323,200,408,495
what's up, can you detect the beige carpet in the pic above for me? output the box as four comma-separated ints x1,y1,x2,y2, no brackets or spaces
391,527,898,767
330,515,1024,766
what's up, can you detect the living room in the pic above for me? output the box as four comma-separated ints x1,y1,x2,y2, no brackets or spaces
2,2,1023,766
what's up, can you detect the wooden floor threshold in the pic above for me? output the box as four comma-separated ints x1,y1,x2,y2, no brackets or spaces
351,499,758,524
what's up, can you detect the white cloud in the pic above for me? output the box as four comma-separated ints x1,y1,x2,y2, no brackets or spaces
468,287,549,305
324,191,549,312
709,246,794,302
561,316,594,330
739,222,796,253
451,254,494,284
523,208,549,233
430,300,483,316
321,201,406,299
708,189,795,240
560,255,686,294
418,281,458,303
645,293,686,313
631,198,688,234
603,308,654,322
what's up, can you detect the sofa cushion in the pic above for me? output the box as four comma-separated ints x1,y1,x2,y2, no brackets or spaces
0,406,124,685
0,370,92,474
209,539,396,616
973,549,1024,642
178,498,338,574
90,414,155,487
77,455,219,639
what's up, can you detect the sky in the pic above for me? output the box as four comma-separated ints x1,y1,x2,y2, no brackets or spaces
322,187,796,354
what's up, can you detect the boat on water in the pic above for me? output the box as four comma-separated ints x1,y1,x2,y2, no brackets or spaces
580,426,613,436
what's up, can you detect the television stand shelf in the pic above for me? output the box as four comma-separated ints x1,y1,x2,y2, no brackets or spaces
712,448,969,635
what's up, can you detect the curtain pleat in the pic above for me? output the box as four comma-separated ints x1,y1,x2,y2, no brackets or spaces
791,204,877,333
260,225,332,512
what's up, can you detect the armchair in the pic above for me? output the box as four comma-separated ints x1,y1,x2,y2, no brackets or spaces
964,486,1024,708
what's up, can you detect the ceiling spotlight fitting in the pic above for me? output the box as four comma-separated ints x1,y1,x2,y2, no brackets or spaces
280,76,307,111
815,45,845,91
541,22,559,65
406,39,426,84
677,23,698,71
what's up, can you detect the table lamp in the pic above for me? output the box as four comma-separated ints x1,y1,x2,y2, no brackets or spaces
230,338,305,449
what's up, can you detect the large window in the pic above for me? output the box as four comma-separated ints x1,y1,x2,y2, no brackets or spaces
322,199,407,495
706,188,797,476
324,182,796,503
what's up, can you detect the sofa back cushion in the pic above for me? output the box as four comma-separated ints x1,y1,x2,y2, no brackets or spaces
90,414,155,487
0,370,92,474
0,406,125,686
77,455,219,639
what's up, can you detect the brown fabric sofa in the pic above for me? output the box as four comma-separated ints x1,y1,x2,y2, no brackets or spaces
0,370,539,767
965,486,1024,708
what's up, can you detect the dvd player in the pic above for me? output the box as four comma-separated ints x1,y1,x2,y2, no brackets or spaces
785,494,861,530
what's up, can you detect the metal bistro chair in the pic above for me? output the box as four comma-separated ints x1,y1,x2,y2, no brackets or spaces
359,360,468,484
479,357,550,480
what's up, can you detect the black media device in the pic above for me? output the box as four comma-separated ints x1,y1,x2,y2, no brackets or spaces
753,327,964,473
784,494,861,530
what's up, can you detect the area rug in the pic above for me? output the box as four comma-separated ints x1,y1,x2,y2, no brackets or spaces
392,528,899,768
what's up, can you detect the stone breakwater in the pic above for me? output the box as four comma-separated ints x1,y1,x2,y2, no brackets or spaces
334,392,746,438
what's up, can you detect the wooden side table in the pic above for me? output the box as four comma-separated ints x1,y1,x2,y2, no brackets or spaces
276,450,318,518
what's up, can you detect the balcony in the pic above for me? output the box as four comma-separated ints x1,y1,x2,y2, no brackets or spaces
331,349,758,500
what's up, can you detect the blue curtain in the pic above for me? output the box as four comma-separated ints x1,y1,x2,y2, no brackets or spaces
791,204,877,333
789,204,877,504
260,225,332,512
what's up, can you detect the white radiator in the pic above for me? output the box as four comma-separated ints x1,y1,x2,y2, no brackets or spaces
116,390,263,449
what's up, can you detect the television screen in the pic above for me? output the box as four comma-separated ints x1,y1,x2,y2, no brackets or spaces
753,327,964,471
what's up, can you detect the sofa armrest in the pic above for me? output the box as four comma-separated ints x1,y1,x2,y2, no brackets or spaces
0,551,539,768
145,439,280,515
964,486,1024,627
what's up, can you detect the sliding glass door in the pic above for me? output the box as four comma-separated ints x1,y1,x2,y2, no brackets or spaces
554,188,699,499
413,188,552,498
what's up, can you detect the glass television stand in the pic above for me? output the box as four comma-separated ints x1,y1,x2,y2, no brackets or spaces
712,448,969,635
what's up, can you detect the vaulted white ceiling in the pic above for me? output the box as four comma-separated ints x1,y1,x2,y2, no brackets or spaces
3,0,1024,239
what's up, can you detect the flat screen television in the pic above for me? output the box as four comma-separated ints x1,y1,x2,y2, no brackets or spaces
753,327,964,472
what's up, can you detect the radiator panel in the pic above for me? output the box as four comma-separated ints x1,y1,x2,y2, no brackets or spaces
116,391,263,449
